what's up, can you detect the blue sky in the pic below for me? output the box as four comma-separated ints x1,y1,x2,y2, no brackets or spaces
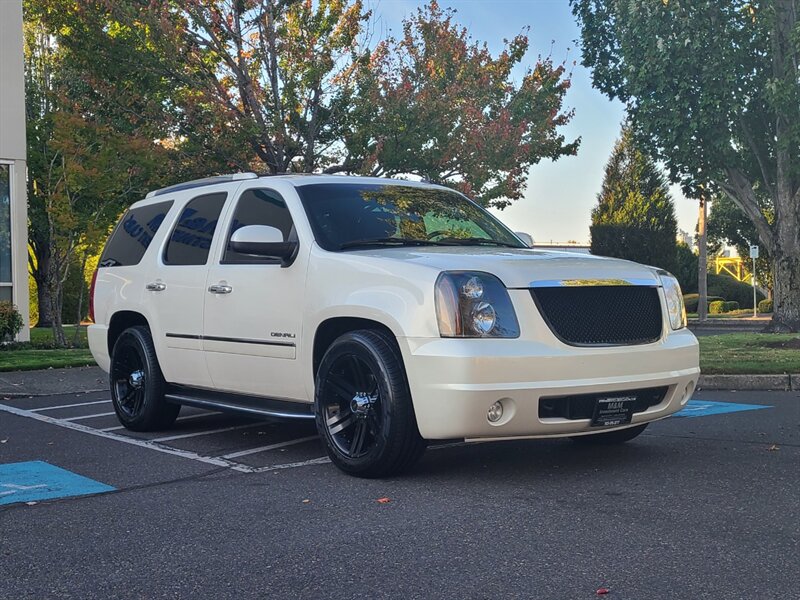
368,0,697,243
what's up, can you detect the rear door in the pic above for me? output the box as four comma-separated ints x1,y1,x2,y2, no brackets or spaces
145,190,228,388
202,185,309,400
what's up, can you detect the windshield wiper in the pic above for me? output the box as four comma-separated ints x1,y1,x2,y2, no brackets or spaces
339,237,456,250
437,237,522,248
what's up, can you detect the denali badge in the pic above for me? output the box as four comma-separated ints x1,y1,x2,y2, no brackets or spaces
270,332,296,339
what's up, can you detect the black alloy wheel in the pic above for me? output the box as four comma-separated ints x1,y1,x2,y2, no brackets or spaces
110,326,179,431
322,353,382,459
315,329,426,478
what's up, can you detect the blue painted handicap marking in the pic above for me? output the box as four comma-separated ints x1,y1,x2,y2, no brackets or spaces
674,400,771,418
0,461,115,506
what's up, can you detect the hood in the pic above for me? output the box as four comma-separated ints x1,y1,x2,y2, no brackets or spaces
347,247,661,288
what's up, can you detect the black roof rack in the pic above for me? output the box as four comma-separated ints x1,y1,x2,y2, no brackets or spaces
145,172,258,198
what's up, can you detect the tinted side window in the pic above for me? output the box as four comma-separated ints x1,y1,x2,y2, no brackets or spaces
99,201,173,267
223,188,294,264
164,192,227,266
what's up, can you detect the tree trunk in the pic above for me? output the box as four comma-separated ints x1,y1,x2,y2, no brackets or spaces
35,277,54,328
31,245,54,328
45,258,67,347
697,197,708,322
72,251,90,346
769,204,800,332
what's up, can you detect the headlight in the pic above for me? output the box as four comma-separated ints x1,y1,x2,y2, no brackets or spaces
659,271,686,330
435,271,519,338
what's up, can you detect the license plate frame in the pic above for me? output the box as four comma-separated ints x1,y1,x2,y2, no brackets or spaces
591,395,637,427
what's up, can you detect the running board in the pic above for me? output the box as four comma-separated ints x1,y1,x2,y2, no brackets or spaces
165,385,315,421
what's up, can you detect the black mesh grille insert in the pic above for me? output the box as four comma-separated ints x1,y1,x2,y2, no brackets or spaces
538,387,669,420
530,285,663,346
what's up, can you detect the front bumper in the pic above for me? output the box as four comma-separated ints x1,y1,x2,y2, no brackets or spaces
399,327,699,440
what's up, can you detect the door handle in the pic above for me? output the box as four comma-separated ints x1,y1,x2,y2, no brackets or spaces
146,282,167,292
208,283,233,294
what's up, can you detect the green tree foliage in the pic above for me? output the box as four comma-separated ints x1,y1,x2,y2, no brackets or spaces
590,126,678,272
572,0,800,330
674,242,699,294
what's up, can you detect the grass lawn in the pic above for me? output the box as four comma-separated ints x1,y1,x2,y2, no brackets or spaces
0,348,95,372
699,333,800,375
29,325,89,346
0,325,95,372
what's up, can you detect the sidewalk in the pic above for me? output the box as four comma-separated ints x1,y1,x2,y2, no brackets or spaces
0,366,106,397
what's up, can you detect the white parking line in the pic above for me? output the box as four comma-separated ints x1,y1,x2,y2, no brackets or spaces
0,402,254,472
99,412,214,432
0,402,333,474
250,456,331,473
220,435,319,459
63,412,117,422
150,422,261,442
30,399,110,412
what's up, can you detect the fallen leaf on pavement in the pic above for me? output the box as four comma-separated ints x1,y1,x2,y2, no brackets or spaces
596,588,610,595
768,444,780,451
0,439,7,444
377,497,391,504
302,499,311,504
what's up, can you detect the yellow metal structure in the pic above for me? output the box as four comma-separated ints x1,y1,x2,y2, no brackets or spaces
712,256,753,284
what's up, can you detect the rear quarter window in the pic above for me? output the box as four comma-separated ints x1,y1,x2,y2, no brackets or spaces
99,201,174,267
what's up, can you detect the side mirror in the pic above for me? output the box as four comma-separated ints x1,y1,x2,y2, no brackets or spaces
515,231,534,247
229,225,298,266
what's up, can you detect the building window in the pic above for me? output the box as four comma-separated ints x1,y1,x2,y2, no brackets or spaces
0,164,11,296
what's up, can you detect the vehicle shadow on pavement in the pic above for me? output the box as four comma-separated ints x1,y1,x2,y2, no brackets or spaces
413,437,668,482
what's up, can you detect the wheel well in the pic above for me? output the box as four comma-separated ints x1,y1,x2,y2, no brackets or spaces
107,311,150,355
312,317,397,376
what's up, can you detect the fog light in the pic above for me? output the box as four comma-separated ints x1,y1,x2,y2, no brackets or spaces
487,401,504,423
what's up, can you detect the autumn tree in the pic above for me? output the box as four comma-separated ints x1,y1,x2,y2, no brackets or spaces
53,1,578,208
25,4,166,345
52,0,371,175
572,0,800,330
590,126,678,272
337,1,579,206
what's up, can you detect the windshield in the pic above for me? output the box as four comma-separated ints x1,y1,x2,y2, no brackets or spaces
296,183,526,251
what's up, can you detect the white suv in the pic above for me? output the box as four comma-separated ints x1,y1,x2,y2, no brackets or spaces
88,173,699,477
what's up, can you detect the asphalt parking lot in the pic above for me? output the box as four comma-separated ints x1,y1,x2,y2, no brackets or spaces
0,385,798,599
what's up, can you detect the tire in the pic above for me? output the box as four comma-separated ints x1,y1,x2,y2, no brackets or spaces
314,329,427,478
109,326,180,431
570,423,649,445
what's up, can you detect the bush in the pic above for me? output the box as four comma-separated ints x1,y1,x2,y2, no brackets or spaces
709,300,727,314
723,301,740,312
707,273,765,309
683,294,724,313
0,302,24,341
758,299,773,313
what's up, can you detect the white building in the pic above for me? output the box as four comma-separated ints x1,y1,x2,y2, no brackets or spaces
0,0,30,340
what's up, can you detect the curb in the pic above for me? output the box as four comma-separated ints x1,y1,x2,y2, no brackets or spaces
698,374,800,391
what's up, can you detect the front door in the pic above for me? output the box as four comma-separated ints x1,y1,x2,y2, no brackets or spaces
202,186,308,401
